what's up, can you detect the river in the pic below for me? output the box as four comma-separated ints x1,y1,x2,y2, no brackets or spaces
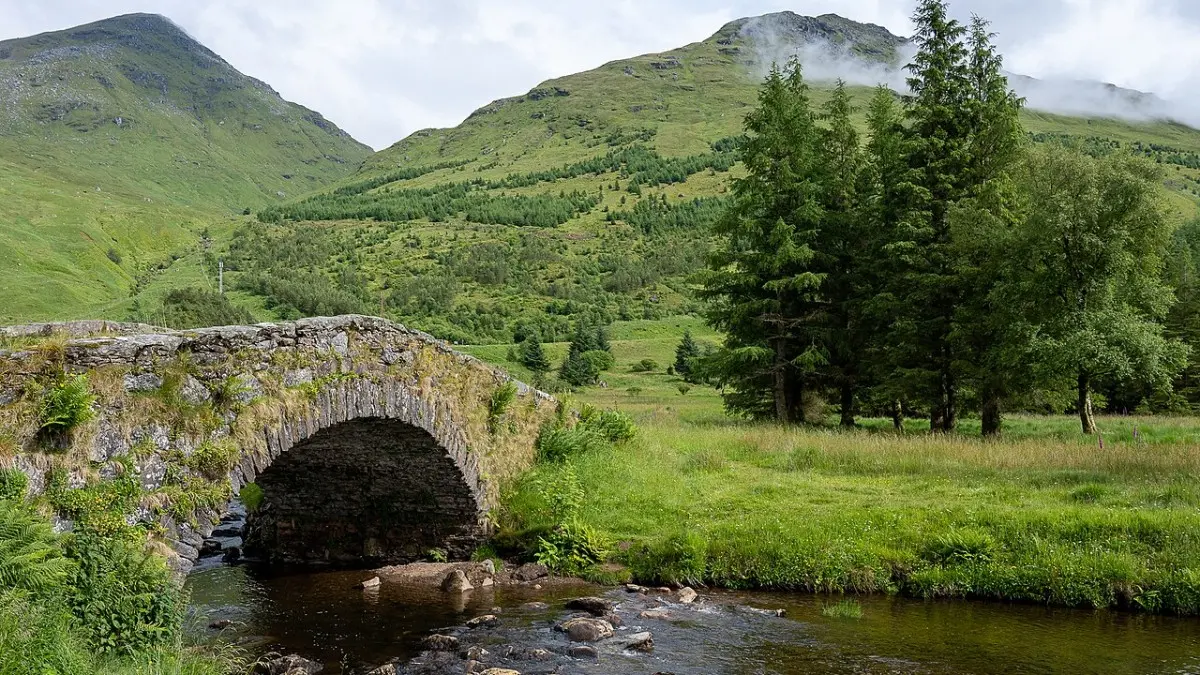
186,561,1200,674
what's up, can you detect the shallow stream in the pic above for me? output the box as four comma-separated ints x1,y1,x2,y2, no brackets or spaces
186,561,1200,674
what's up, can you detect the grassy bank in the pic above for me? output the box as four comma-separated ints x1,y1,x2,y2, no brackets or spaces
500,412,1200,614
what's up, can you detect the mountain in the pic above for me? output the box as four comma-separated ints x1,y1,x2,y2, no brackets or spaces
0,13,371,322
7,12,1200,340
207,12,1200,346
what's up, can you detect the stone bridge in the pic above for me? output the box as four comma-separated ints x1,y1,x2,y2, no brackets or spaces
0,316,555,573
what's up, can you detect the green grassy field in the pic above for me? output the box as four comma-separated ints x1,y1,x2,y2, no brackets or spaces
466,318,1200,615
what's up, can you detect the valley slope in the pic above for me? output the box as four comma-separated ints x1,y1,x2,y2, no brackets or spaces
222,12,1200,345
0,13,371,322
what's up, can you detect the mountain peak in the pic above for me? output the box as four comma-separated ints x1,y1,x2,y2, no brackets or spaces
711,11,908,64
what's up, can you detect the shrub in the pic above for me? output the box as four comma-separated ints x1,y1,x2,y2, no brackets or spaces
68,529,182,655
39,374,96,435
631,359,658,373
677,384,692,396
536,426,607,463
535,520,609,577
581,349,615,372
488,381,518,434
578,407,638,443
0,469,28,501
239,483,264,512
106,247,123,266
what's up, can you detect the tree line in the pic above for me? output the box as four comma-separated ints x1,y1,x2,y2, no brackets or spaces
699,0,1188,434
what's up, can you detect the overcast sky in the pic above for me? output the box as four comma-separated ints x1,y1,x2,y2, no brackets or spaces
6,1,1200,149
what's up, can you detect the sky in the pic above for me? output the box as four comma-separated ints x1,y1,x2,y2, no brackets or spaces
5,1,1200,150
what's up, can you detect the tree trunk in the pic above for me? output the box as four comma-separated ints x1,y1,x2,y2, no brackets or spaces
839,383,855,428
1078,372,1097,435
773,342,789,424
891,400,905,431
930,407,944,433
943,373,958,433
981,391,1001,437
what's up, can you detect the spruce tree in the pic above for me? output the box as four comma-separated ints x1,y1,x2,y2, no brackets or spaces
519,335,551,374
816,80,866,427
699,59,825,422
895,0,974,432
674,330,701,379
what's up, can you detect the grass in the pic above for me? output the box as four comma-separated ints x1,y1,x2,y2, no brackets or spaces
471,317,1200,615
821,599,864,619
503,418,1200,613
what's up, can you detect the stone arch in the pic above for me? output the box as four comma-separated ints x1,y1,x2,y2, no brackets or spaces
0,316,556,573
234,378,489,565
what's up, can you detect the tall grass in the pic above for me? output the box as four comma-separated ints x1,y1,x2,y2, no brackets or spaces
502,419,1200,614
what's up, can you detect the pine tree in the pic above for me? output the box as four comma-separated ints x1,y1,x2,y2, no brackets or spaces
674,330,701,379
519,335,551,374
699,59,826,422
815,80,866,427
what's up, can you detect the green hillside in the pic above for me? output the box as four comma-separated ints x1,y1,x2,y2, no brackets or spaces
213,12,1200,346
0,13,371,322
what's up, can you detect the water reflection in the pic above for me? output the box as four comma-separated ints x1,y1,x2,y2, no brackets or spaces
186,565,1200,674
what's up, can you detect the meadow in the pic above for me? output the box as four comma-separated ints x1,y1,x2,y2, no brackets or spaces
467,318,1200,614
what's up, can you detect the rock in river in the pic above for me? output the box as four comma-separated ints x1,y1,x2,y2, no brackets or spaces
564,596,614,616
558,617,614,642
441,569,474,593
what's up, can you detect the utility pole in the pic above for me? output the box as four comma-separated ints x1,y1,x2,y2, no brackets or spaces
218,259,224,295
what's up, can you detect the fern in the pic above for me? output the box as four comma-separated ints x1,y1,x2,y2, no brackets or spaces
0,501,75,598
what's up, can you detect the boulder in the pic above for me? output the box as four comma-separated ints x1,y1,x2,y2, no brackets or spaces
442,569,474,593
478,670,522,675
602,612,623,627
559,617,614,642
360,576,381,589
512,562,548,581
199,540,223,557
625,583,646,593
624,631,654,653
677,587,698,604
252,654,323,675
365,664,397,675
564,596,614,616
567,645,598,659
421,634,459,652
519,601,549,611
640,608,671,620
466,614,499,628
222,547,241,563
208,619,233,630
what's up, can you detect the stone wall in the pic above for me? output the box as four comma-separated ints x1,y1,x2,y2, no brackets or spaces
0,315,554,572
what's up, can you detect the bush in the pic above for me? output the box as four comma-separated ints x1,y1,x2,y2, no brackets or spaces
631,359,658,372
239,483,264,512
536,426,608,463
581,349,615,372
578,407,638,443
68,529,182,656
39,374,96,435
0,501,76,596
488,381,518,434
535,520,610,577
0,469,28,501
106,247,123,266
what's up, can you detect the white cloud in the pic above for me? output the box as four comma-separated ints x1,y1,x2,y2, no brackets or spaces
4,1,1200,148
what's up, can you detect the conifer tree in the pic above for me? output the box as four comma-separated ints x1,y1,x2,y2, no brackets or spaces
674,330,701,379
519,335,551,374
815,80,866,427
699,59,825,421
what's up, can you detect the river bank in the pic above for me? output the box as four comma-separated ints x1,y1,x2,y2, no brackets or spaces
500,417,1200,615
